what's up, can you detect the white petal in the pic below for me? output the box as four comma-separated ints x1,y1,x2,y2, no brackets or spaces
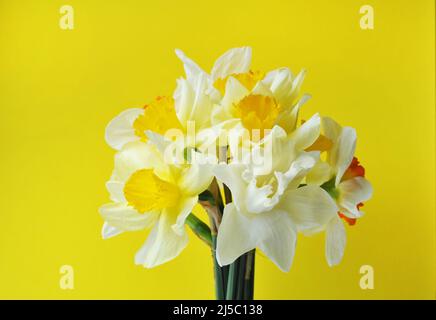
171,196,199,236
105,108,143,150
269,152,319,208
135,210,188,268
101,222,123,239
173,77,193,126
334,127,357,185
261,68,294,108
112,141,170,183
179,156,214,196
216,203,297,272
251,80,274,97
221,76,249,115
216,204,255,266
290,113,321,151
325,216,346,267
105,181,126,203
290,69,306,100
277,94,311,132
280,185,338,232
99,203,158,231
213,163,247,211
175,49,205,84
322,117,342,142
174,73,214,130
305,161,332,186
245,179,273,214
257,211,297,272
211,47,252,80
338,177,373,218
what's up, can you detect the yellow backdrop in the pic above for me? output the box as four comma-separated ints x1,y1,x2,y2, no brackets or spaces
0,0,434,299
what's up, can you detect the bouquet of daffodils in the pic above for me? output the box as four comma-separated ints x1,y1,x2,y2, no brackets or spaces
100,47,373,300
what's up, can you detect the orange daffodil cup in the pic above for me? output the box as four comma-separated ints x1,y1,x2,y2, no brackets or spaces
100,47,373,299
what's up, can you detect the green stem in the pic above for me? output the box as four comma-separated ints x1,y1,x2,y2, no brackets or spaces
243,249,256,300
236,254,247,300
211,234,225,300
185,213,212,247
226,259,239,300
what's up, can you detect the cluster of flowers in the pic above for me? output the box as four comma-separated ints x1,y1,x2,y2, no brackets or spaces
100,47,372,275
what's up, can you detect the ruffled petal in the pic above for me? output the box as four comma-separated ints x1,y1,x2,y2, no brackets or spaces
338,177,373,218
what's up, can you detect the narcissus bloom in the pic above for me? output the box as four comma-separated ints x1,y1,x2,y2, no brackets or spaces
213,117,338,271
174,47,309,143
209,48,309,139
105,96,184,150
306,117,373,266
99,139,213,268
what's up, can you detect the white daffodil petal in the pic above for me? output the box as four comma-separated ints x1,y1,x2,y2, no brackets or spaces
216,204,297,271
325,216,346,267
105,108,143,150
179,156,214,196
280,185,338,232
221,76,250,115
189,73,214,128
290,69,306,99
215,203,258,266
211,47,252,80
291,113,321,151
171,196,199,236
135,211,188,268
105,181,126,203
101,222,123,239
338,177,373,218
174,77,194,126
279,94,311,132
251,80,274,97
213,163,247,211
322,117,342,142
274,151,319,194
335,127,356,185
245,179,273,214
262,68,294,108
305,161,332,186
112,141,170,183
257,211,297,272
175,49,205,84
99,203,158,231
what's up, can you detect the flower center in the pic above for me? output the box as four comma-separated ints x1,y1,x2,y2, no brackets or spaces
234,94,281,138
133,96,183,141
124,169,180,213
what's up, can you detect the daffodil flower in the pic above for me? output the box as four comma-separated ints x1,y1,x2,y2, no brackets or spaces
213,117,338,272
99,139,213,268
306,117,373,266
209,48,309,138
105,47,221,151
105,96,185,150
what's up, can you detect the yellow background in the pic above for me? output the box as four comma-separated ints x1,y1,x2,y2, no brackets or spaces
0,0,434,299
